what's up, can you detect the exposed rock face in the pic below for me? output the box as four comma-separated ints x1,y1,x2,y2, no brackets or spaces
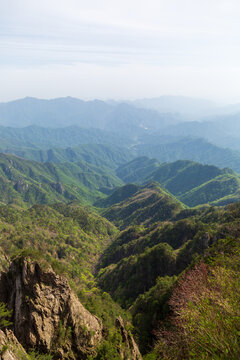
0,248,10,273
14,181,29,193
52,182,64,195
116,316,142,360
0,329,27,360
0,258,103,359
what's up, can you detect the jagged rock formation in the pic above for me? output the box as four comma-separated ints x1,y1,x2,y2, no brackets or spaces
0,329,27,360
0,258,103,359
116,317,142,360
0,248,10,273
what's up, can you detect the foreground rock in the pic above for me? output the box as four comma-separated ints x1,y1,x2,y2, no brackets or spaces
0,329,27,360
116,316,142,360
0,258,103,359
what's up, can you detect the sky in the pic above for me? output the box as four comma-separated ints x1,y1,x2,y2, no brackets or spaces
1,0,240,102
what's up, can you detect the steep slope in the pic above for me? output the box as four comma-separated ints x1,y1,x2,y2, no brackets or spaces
0,203,143,359
179,173,240,206
0,153,123,206
97,203,240,353
146,160,235,194
116,156,160,184
146,160,223,191
97,216,206,309
0,256,142,360
116,158,240,207
94,184,140,208
0,203,117,288
102,182,184,229
0,258,103,359
98,242,176,308
145,160,240,206
149,236,240,359
0,328,28,360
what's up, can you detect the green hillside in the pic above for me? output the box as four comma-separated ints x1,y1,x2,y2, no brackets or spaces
1,179,240,358
179,173,240,206
115,158,240,207
147,232,240,359
102,182,184,229
0,202,135,358
1,102,240,359
97,216,206,309
145,160,232,194
97,203,240,354
0,203,117,284
116,156,160,183
145,160,240,206
6,143,134,169
98,242,176,308
0,153,123,206
94,183,140,208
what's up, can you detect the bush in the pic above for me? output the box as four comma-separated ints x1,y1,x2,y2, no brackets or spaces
0,302,12,329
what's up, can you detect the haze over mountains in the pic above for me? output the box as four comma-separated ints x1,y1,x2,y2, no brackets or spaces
1,96,240,173
1,95,240,149
1,95,240,359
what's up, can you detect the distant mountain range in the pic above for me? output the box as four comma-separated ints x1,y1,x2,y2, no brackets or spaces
2,95,240,360
134,138,240,173
0,97,179,133
1,96,240,152
131,96,217,117
1,125,240,172
0,95,240,208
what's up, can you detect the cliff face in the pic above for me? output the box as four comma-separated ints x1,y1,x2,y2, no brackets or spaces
116,316,142,360
0,257,142,359
0,258,103,359
0,329,28,360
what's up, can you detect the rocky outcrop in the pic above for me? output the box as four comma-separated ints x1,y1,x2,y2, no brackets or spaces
0,329,27,360
14,181,29,193
0,248,10,273
51,182,64,195
116,316,142,360
0,258,103,359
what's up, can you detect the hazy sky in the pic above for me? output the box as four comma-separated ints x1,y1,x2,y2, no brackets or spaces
1,0,240,102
